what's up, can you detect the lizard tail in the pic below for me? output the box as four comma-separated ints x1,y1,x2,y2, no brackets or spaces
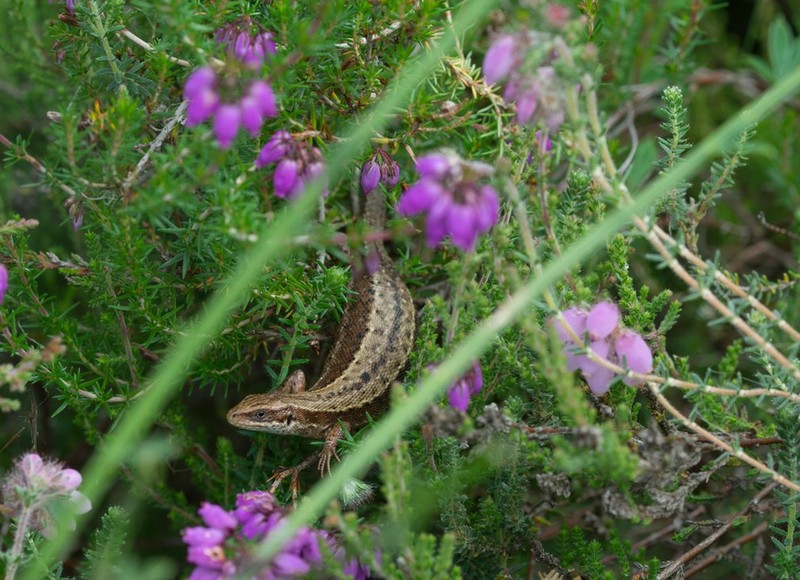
363,188,387,231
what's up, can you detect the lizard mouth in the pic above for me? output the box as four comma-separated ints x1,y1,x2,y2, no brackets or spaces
225,408,240,425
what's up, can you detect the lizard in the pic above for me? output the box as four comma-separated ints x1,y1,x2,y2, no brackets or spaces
226,188,416,496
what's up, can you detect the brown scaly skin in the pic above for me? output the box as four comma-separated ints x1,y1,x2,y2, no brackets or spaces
226,190,415,497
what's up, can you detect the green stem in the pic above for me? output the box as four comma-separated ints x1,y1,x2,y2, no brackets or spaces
5,506,33,580
87,0,126,91
785,479,797,573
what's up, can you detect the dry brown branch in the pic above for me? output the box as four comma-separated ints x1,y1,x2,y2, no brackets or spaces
684,521,770,577
647,383,800,492
658,482,777,578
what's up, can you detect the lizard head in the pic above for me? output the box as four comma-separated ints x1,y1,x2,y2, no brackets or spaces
226,393,326,437
226,393,299,434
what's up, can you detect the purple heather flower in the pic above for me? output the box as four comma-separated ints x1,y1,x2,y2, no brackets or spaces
256,131,327,199
552,306,587,342
396,179,445,215
343,558,373,580
474,185,500,230
323,530,379,579
256,130,292,167
289,527,322,563
273,527,322,575
361,159,381,194
185,66,221,128
584,367,615,396
48,0,76,15
397,152,499,251
551,302,654,395
483,35,518,85
183,527,227,548
384,162,400,186
538,130,553,152
587,301,619,339
304,160,328,198
242,506,282,541
235,489,278,513
234,490,282,540
447,381,471,412
186,90,220,127
65,195,84,230
188,567,224,580
233,33,251,61
57,467,82,489
239,96,264,137
416,153,459,180
616,331,654,385
502,77,520,104
247,80,277,117
482,32,566,131
216,20,277,68
187,544,235,575
273,553,311,576
525,132,554,165
213,104,241,149
184,68,221,129
274,158,301,198
447,361,484,412
183,66,277,146
0,264,7,305
2,453,91,540
199,502,238,531
580,339,610,372
361,149,401,194
184,67,217,100
183,491,334,579
514,82,538,125
246,32,277,66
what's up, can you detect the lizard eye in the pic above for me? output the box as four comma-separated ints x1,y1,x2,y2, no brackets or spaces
252,410,267,421
285,413,294,426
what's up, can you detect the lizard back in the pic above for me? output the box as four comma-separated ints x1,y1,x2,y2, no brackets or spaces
285,190,414,414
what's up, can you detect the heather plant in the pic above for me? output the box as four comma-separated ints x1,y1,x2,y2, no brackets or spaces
2,1,800,579
1,453,91,578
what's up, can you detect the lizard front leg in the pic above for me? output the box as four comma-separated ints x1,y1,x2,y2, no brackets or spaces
268,451,321,503
317,424,346,476
268,423,347,501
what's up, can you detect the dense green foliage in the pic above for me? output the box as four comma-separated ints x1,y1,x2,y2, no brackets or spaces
2,0,800,578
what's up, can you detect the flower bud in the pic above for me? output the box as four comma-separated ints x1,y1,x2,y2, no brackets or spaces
257,131,292,167
213,105,242,149
616,331,654,385
483,35,517,85
0,264,8,305
361,159,381,194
